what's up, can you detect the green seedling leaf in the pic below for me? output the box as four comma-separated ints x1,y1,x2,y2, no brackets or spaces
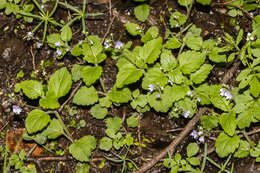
130,94,147,109
126,113,139,128
178,0,191,7
81,65,102,86
47,33,63,48
75,163,90,173
196,0,211,5
200,115,219,131
20,80,43,99
168,67,190,85
250,141,260,158
108,87,132,104
236,110,254,129
39,91,60,109
187,142,199,157
106,117,122,133
215,132,240,158
0,0,7,10
190,64,213,84
236,29,244,46
90,104,108,119
169,11,187,28
208,51,227,63
134,4,150,22
25,109,50,134
99,96,112,108
47,67,72,99
160,49,178,71
234,140,250,158
73,86,98,106
140,37,163,64
116,62,143,88
142,66,168,90
82,36,106,64
219,111,237,136
187,157,200,166
42,119,64,139
141,26,158,43
71,64,83,82
99,137,112,151
164,37,181,49
71,43,82,57
61,26,72,42
184,35,203,50
69,135,97,162
124,23,142,36
148,91,172,112
179,51,206,74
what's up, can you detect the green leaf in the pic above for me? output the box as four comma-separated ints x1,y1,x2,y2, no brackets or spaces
179,51,206,74
140,37,163,64
184,36,203,50
187,157,200,166
25,109,50,134
160,49,178,71
61,26,72,42
187,143,199,157
126,113,139,128
208,52,227,63
190,64,213,84
99,96,112,108
215,132,240,158
0,0,7,10
75,163,90,173
42,119,64,139
178,0,191,7
39,91,60,109
82,36,106,64
249,76,260,98
90,104,108,119
141,26,158,43
124,23,142,36
20,80,43,99
196,0,211,5
134,4,150,22
236,110,253,129
236,29,243,46
200,115,219,131
115,62,143,88
108,87,132,104
71,43,82,57
47,33,63,48
106,117,122,133
169,11,187,28
142,66,168,90
168,67,190,85
234,140,250,158
99,137,112,151
47,67,72,99
194,84,211,105
69,136,96,162
164,37,181,49
209,85,232,112
219,111,237,136
73,86,98,106
71,64,83,82
130,94,147,109
81,66,102,86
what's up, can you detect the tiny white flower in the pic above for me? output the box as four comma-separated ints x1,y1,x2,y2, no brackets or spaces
13,105,22,114
184,110,191,118
198,131,203,136
56,49,62,56
220,88,226,97
187,90,192,96
55,41,61,47
168,80,173,85
156,94,161,99
197,97,201,102
199,136,205,143
89,40,94,45
36,42,42,49
225,91,232,100
148,84,155,92
115,41,123,49
174,108,178,111
190,130,198,139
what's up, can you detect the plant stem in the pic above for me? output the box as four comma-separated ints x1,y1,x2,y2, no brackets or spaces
99,78,107,93
3,131,8,173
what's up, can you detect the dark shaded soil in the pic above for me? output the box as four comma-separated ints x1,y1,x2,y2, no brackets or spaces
0,0,260,172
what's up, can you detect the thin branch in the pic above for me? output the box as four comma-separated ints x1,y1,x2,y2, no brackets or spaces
134,107,208,173
101,15,115,44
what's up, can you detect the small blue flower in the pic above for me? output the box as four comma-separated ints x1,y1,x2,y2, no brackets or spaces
55,41,61,47
197,97,201,102
184,110,191,118
199,136,205,143
36,42,42,49
225,91,232,100
220,88,226,97
104,40,111,49
56,49,62,56
190,130,198,139
115,41,123,49
156,94,160,99
187,90,192,96
12,105,22,114
168,80,173,85
148,84,155,92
